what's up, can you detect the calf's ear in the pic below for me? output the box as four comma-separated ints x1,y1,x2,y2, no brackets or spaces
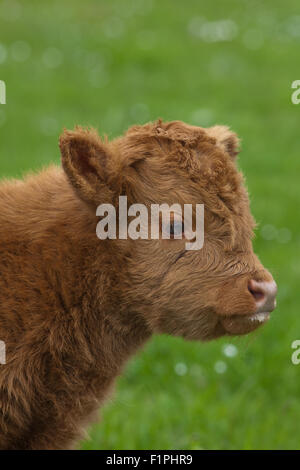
206,125,240,159
59,127,115,207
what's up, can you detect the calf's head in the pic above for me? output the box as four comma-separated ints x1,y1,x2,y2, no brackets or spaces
59,120,277,341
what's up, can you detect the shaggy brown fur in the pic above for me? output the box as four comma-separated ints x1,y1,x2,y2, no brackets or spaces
0,120,275,449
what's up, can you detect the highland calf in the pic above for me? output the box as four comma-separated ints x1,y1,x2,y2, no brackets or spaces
0,120,277,449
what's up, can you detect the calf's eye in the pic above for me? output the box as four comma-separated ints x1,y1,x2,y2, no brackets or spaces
162,220,184,239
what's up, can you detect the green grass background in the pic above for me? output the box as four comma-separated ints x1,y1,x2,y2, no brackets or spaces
0,0,300,450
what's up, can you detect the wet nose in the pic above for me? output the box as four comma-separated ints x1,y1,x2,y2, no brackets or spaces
248,279,277,313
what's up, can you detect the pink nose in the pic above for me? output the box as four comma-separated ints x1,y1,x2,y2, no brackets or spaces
248,279,277,313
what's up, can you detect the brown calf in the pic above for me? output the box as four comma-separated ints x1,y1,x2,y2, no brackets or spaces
0,120,276,449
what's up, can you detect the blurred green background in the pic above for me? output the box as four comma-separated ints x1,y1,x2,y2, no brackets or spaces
0,0,300,450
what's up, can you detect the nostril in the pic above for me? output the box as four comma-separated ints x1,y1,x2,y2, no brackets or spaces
248,279,277,313
248,280,265,302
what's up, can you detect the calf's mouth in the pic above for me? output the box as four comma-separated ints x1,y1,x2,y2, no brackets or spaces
220,311,271,335
216,278,277,336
